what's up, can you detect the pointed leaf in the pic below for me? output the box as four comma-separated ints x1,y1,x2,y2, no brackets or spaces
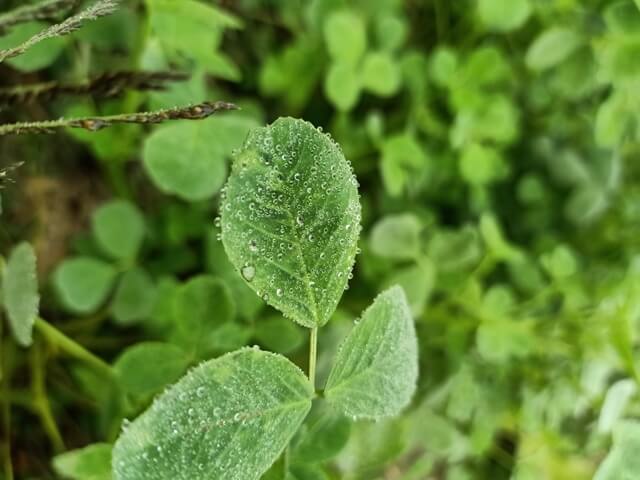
594,421,640,480
2,242,39,347
112,348,313,480
325,286,418,420
53,443,112,480
220,117,361,328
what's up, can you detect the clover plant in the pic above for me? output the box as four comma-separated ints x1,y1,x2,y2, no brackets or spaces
110,118,419,479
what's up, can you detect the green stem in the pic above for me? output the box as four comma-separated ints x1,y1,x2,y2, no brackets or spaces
35,318,114,379
31,342,64,452
0,322,14,480
308,327,318,390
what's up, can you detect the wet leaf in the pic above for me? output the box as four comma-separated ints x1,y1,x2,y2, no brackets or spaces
220,117,361,328
325,286,418,420
112,348,313,480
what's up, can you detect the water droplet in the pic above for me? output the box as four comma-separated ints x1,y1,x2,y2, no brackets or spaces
214,216,221,228
296,215,304,226
308,234,314,242
262,292,270,301
249,239,258,252
276,288,283,297
196,386,206,397
241,264,256,282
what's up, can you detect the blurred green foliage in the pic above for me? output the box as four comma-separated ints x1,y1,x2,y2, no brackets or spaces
2,0,640,478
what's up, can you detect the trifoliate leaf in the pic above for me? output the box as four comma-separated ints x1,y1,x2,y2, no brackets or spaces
361,52,401,97
112,348,313,480
526,28,582,71
323,11,366,66
220,117,361,328
53,257,117,314
53,443,112,480
325,286,418,420
92,200,145,261
143,115,258,201
114,342,190,398
594,421,640,480
2,242,39,347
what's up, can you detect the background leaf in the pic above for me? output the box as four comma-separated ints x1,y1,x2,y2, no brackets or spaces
220,117,361,328
92,200,145,261
2,242,39,347
53,257,117,314
53,443,112,480
112,348,313,480
325,286,418,420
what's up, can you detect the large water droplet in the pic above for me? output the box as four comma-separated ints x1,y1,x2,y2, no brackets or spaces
249,239,258,252
241,264,256,282
276,288,283,297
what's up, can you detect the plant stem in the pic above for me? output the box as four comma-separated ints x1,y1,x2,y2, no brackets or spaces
308,327,318,389
31,341,64,452
0,323,14,480
0,100,237,136
35,318,114,379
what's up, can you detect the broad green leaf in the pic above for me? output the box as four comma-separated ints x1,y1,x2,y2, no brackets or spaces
114,342,190,397
384,261,435,317
597,380,637,434
220,117,361,328
2,242,39,347
604,1,640,33
289,465,328,480
206,229,263,320
92,200,145,261
53,443,112,480
254,316,304,354
477,0,531,32
459,143,508,186
540,245,578,279
143,115,258,201
0,22,67,72
111,268,157,326
361,52,401,96
430,47,459,87
380,133,428,196
324,63,361,112
325,286,418,420
594,421,640,480
291,404,351,463
526,28,582,71
172,275,235,356
323,11,366,66
112,348,313,480
375,15,407,51
476,318,535,363
53,257,117,314
369,213,422,261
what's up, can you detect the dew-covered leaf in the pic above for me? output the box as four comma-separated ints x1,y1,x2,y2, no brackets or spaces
594,421,640,480
220,117,361,328
2,242,39,347
52,443,112,480
92,200,145,261
325,286,418,420
53,257,117,314
112,348,313,480
114,342,190,397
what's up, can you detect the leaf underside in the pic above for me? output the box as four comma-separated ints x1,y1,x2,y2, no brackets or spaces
220,117,361,328
112,348,313,480
2,242,39,346
325,285,419,420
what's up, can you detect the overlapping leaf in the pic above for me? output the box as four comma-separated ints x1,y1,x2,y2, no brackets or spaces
112,348,313,480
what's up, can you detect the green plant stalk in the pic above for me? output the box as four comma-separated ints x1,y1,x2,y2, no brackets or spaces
308,326,318,389
0,321,14,480
31,341,64,452
35,318,114,379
